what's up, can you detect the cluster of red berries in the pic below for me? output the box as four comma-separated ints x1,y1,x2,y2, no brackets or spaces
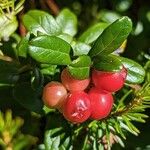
42,67,127,123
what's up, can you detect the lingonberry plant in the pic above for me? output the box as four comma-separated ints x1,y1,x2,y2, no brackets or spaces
0,1,150,149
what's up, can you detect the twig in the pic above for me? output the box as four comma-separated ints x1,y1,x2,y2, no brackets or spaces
18,64,32,74
128,84,141,91
18,9,26,36
0,55,13,62
45,0,59,15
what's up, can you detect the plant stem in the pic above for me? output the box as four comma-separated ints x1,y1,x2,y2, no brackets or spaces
45,0,59,15
18,64,32,74
18,9,26,36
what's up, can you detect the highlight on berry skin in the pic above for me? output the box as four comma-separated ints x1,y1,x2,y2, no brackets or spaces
92,67,127,92
62,91,91,123
42,81,67,109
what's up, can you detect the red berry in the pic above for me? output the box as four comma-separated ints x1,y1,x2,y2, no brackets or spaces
42,81,67,108
88,87,113,120
92,67,127,92
61,68,90,92
63,91,91,123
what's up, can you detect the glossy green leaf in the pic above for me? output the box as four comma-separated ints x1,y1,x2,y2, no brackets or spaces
29,35,71,65
56,8,77,36
68,55,91,79
70,55,91,67
23,10,60,36
72,42,91,56
13,82,43,113
0,60,20,84
119,57,145,84
79,22,108,44
57,33,73,44
17,34,29,58
93,54,123,72
40,65,58,75
89,17,132,57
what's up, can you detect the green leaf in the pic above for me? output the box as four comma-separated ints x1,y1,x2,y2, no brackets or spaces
114,119,126,139
44,114,70,150
72,42,91,56
23,10,60,36
68,55,91,79
45,130,60,150
132,21,143,36
81,135,88,150
56,8,77,36
98,10,121,23
119,57,145,84
120,121,138,136
93,54,123,72
122,116,139,135
13,135,37,150
79,22,108,44
59,137,72,150
38,144,45,150
92,137,98,150
116,0,132,12
67,66,90,80
17,34,30,58
40,65,59,75
89,17,132,57
29,35,72,65
144,61,150,82
70,56,92,67
13,82,43,114
57,33,73,44
0,60,20,84
115,135,125,147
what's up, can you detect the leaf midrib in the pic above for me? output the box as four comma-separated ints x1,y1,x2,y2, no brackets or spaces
92,27,128,57
29,45,69,56
27,13,48,34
